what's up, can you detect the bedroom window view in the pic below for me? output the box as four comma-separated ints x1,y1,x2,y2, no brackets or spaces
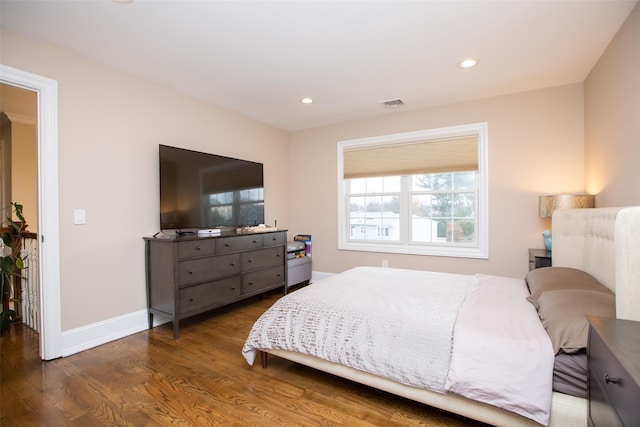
338,123,488,258
346,171,477,244
411,171,477,244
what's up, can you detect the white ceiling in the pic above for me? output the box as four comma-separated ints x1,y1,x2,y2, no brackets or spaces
1,0,636,132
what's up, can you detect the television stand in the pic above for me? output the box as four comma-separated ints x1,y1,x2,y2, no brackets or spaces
144,229,287,339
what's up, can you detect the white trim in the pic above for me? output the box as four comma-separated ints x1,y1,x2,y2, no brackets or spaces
337,123,489,259
62,309,158,357
1,64,62,360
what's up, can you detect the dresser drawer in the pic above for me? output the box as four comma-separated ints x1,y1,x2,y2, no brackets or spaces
589,323,640,426
178,253,240,285
177,239,216,259
263,231,286,247
241,247,284,271
242,265,285,294
589,371,623,427
179,277,242,314
217,234,263,253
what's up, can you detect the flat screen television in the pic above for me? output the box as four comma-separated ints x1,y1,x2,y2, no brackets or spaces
159,144,264,231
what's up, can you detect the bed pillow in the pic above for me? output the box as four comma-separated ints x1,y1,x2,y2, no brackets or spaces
525,266,612,309
536,289,615,354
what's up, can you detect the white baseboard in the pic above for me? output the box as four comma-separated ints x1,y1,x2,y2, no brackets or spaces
61,309,170,357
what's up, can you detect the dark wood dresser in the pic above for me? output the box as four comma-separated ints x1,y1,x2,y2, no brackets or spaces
144,230,287,339
587,315,640,427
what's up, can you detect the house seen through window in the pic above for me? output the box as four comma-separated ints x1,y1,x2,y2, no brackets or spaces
338,123,488,259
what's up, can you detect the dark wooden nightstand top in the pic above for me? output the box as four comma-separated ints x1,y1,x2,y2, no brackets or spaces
528,248,552,270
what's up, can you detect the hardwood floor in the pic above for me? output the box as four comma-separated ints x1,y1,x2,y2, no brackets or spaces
1,289,487,426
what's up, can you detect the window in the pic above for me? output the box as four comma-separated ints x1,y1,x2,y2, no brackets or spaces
338,123,488,258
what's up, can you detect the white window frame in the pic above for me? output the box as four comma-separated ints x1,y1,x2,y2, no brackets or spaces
337,123,489,259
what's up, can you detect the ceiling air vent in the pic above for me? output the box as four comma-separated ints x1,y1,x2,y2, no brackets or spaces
379,98,405,109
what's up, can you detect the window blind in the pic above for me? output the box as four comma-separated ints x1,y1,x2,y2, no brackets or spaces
343,136,478,179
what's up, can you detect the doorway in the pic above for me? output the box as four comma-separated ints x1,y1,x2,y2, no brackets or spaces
0,65,61,360
0,90,38,337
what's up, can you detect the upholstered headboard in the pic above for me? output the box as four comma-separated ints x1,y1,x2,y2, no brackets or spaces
552,206,640,322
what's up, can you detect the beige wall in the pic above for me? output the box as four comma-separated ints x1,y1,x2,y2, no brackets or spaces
0,29,291,331
10,121,38,230
585,2,640,206
0,84,38,229
289,84,586,280
0,82,37,118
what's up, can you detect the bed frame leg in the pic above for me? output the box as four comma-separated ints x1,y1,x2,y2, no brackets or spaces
260,351,268,368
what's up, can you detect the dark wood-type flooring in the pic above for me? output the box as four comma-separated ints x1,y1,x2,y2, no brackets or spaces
1,288,488,426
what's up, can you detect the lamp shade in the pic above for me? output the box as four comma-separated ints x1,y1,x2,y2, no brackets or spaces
539,194,594,217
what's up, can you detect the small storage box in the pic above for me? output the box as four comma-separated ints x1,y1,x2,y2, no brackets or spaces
287,256,311,288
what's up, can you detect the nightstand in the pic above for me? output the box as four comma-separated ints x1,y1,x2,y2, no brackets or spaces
587,316,640,427
528,248,551,271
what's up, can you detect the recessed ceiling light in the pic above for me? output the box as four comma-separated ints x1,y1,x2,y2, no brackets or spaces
300,98,314,104
458,58,478,69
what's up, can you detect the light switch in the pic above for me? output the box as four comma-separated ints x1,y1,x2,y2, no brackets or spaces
74,209,86,225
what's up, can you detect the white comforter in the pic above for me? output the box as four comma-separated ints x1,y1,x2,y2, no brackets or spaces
243,267,472,391
242,267,554,425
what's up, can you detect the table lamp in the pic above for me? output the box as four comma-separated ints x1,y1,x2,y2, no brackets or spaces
538,194,595,251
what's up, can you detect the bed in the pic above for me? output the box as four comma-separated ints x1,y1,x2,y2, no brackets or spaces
242,206,640,427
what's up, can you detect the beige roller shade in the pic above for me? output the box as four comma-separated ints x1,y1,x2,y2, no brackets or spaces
343,136,478,179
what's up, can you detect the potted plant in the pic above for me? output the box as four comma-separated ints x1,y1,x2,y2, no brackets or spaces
0,202,27,334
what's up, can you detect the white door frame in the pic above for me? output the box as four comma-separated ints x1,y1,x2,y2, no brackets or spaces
1,64,62,360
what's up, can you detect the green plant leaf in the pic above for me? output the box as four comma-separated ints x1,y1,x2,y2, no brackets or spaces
1,232,13,248
0,256,20,275
13,203,24,223
0,256,14,270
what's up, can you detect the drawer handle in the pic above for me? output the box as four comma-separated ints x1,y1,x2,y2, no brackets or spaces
252,240,258,244
229,262,236,267
604,374,620,385
248,259,253,263
188,271,193,275
248,281,254,285
189,298,194,302
195,246,201,251
224,243,231,247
